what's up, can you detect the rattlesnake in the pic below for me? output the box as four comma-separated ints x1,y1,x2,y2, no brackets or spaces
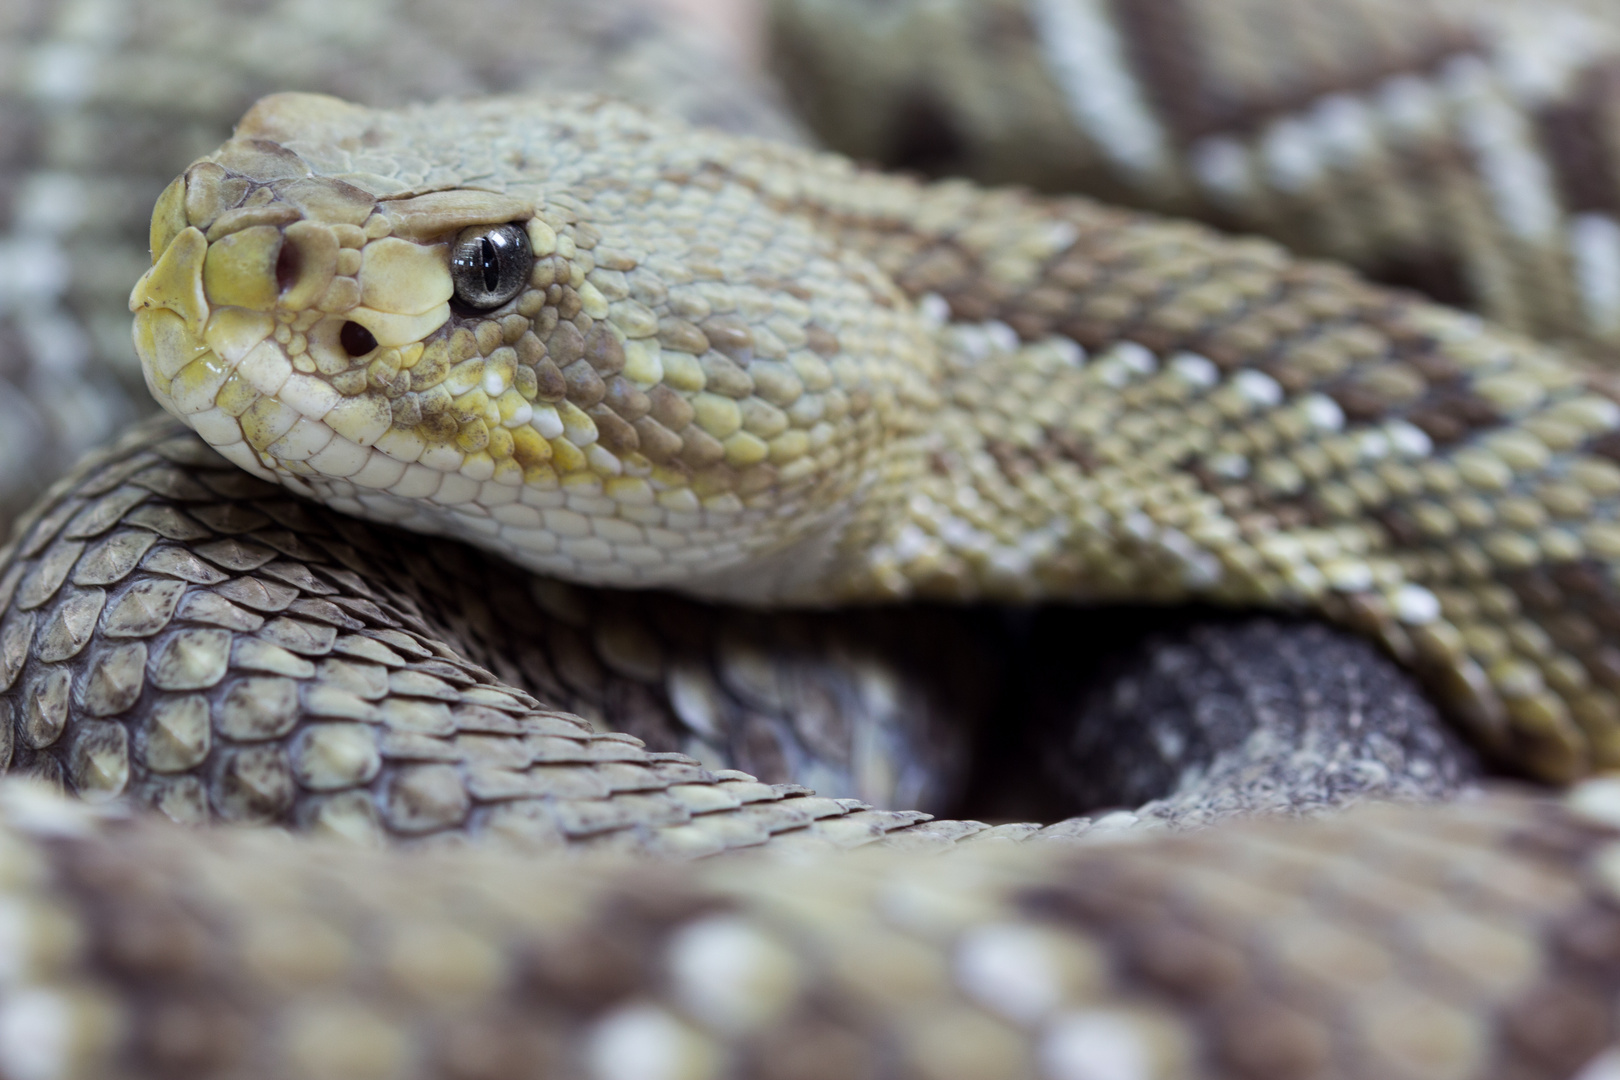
9,0,1620,1077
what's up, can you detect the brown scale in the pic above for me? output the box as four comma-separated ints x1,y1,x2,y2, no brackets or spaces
1536,61,1620,221
1110,0,1481,144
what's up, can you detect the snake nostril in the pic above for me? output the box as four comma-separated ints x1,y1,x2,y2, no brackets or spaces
339,321,378,356
275,240,300,296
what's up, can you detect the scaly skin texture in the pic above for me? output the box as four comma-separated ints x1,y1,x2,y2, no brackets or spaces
11,4,1620,1075
769,0,1620,360
135,92,1620,782
0,414,989,827
8,0,1077,824
10,778,1620,1080
0,415,1476,839
1038,617,1479,824
3,0,1483,832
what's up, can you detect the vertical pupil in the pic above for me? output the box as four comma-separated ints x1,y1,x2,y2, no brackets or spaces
481,237,499,292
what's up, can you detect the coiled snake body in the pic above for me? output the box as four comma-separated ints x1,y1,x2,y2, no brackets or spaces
11,1,1620,1078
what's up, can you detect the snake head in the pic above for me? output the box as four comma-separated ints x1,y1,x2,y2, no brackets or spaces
129,92,923,597
130,92,546,494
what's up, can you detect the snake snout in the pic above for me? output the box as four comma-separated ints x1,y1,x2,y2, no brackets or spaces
128,140,473,487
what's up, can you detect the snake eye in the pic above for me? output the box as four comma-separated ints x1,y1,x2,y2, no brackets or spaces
450,222,531,310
